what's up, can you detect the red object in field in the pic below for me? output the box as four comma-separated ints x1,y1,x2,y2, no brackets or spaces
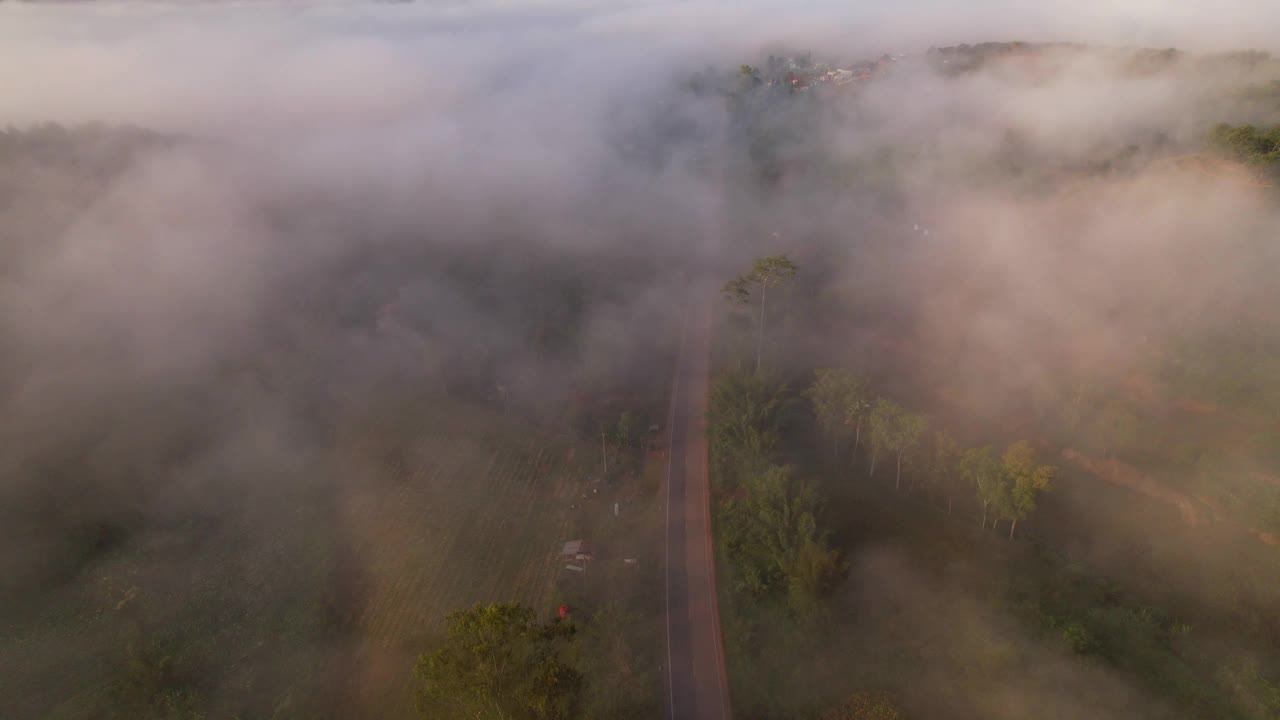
559,605,569,618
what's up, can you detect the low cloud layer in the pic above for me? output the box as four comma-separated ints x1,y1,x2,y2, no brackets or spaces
3,1,1280,135
3,1,1280,718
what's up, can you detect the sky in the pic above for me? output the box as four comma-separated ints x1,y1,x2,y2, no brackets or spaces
2,0,1279,137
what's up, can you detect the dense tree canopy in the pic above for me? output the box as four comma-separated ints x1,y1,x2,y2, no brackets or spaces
805,368,870,457
961,445,1005,530
999,441,1055,539
708,370,788,487
867,398,901,478
711,369,842,617
721,464,843,613
1209,123,1280,177
926,430,962,515
412,603,582,720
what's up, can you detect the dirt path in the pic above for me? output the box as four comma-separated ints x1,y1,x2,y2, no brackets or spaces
1147,154,1276,189
1061,447,1202,526
663,299,731,720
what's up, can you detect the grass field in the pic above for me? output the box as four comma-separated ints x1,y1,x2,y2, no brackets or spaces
3,392,665,719
332,397,599,715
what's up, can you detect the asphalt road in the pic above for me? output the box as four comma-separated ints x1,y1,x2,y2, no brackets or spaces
664,300,732,720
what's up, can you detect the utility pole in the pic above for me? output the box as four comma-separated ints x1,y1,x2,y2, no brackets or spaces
601,429,609,476
756,281,766,373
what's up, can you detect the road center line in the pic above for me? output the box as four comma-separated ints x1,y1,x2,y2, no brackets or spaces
664,313,688,720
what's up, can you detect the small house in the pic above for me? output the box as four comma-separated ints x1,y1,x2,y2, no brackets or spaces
560,540,593,561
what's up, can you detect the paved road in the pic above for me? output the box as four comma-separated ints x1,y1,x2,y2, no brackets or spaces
664,300,732,720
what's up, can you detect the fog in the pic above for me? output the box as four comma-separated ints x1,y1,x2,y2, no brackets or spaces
3,1,1280,718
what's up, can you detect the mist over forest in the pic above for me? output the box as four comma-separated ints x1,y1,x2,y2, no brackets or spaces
3,2,1280,719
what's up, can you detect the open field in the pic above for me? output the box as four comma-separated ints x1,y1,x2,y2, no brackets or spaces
331,384,671,718
2,391,667,719
332,398,598,716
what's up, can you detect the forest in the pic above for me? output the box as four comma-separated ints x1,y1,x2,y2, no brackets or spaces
702,42,1280,720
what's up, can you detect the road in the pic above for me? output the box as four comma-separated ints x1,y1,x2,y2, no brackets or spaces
664,299,732,720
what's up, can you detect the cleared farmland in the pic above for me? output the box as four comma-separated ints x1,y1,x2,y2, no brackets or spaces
3,390,658,720
333,396,597,716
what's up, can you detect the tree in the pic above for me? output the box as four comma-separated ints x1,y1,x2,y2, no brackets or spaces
820,691,904,720
960,445,1005,530
867,399,900,478
614,410,640,448
720,465,844,614
787,537,846,619
413,602,582,720
926,430,962,515
1065,378,1091,433
733,465,815,590
894,412,929,492
805,369,869,457
846,392,872,456
734,65,763,96
865,400,926,487
1000,441,1055,539
601,410,642,479
722,255,799,373
1209,122,1280,175
707,370,788,488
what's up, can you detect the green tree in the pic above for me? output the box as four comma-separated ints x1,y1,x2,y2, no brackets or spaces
722,255,799,373
1209,123,1280,170
787,537,846,619
961,445,1005,530
926,430,962,515
614,410,640,448
865,399,928,488
805,369,869,457
724,465,810,596
867,399,900,478
602,410,642,479
721,465,843,613
1000,441,1054,539
895,412,929,492
846,392,872,456
707,370,787,488
413,602,582,720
